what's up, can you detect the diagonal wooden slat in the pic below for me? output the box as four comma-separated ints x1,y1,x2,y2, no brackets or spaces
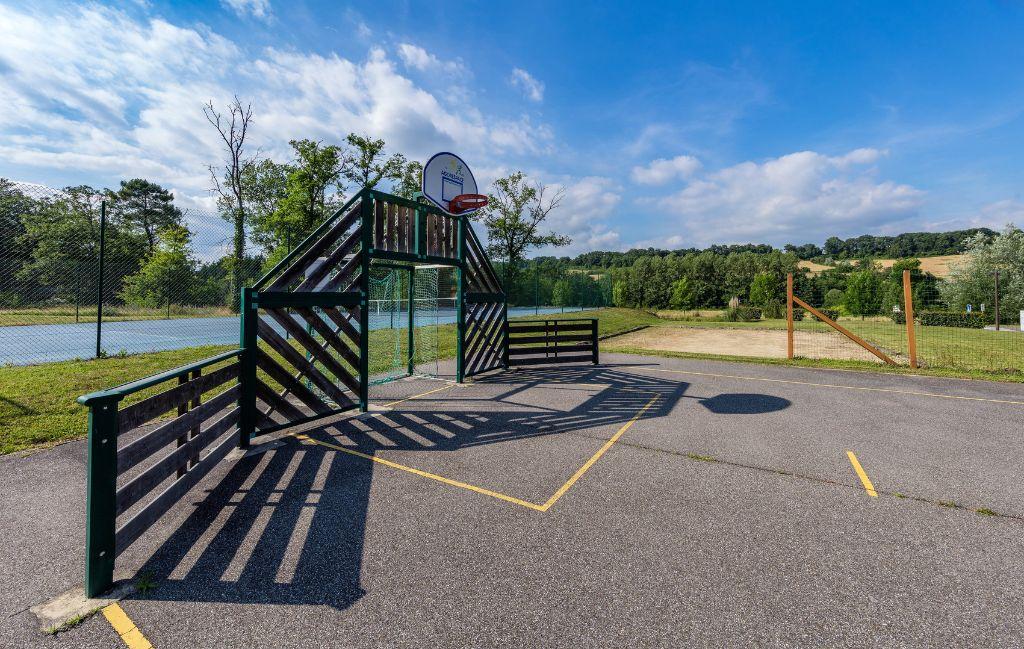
295,226,361,292
291,308,361,393
262,309,360,398
269,204,360,290
320,305,361,348
464,302,502,373
256,318,352,407
256,350,333,415
255,379,307,421
322,247,364,292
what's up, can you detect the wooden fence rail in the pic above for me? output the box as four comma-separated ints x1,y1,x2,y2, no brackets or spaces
77,348,243,597
506,318,599,367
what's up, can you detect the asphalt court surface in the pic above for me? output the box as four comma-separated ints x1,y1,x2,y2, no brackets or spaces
4,353,1024,647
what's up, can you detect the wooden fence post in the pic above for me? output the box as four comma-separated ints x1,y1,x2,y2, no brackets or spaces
786,273,794,359
903,269,918,369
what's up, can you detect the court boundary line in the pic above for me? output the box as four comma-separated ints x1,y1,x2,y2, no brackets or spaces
292,385,659,512
102,603,153,649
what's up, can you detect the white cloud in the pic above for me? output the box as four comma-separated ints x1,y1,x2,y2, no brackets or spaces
221,0,272,21
510,68,544,102
631,155,702,185
653,148,924,246
0,5,553,211
396,43,463,74
535,176,622,254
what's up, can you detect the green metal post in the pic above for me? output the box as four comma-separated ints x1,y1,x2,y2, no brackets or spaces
359,198,372,412
407,267,415,376
84,395,119,597
534,259,539,316
95,200,106,358
238,287,257,448
456,217,466,382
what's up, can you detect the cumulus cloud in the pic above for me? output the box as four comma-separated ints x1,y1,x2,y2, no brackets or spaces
631,155,701,185
221,0,271,21
535,176,622,254
396,43,464,74
510,68,544,102
654,149,924,246
0,4,553,209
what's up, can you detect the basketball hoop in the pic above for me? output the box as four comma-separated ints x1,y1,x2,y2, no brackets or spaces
448,194,488,214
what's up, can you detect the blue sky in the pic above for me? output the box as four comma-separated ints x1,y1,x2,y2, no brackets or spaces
1,1,1023,255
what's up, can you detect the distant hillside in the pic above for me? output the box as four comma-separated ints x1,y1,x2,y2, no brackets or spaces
799,254,966,279
550,228,994,268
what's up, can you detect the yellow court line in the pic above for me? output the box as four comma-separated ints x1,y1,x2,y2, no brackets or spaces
102,603,154,649
292,388,659,512
846,451,878,498
294,434,546,510
641,367,1024,406
539,393,660,510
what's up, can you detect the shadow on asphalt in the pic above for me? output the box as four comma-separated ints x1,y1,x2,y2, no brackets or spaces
125,364,783,610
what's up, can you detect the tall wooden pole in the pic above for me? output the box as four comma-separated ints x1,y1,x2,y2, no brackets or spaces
903,269,917,369
786,273,794,360
994,270,1000,331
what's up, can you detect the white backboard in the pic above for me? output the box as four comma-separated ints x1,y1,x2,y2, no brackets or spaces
421,152,479,215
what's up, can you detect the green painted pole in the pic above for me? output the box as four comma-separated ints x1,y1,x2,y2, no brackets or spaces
84,395,119,597
359,196,372,412
238,287,257,448
456,218,466,382
95,200,106,358
407,267,415,376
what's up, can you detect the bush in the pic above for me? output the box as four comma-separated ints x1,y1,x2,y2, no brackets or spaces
811,308,840,322
792,307,805,321
919,311,989,328
762,299,786,319
725,306,761,321
890,311,906,324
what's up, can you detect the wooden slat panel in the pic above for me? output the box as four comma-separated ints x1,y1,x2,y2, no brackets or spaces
471,312,506,375
116,407,239,515
463,302,500,367
465,305,504,375
117,385,239,475
290,308,361,394
321,244,363,292
269,205,360,290
386,202,397,251
118,362,239,432
396,205,407,252
263,309,360,398
256,318,352,408
374,199,384,248
295,227,360,292
508,355,593,367
508,333,592,344
320,305,361,349
465,226,502,292
507,344,594,356
256,351,333,415
508,323,594,334
115,431,237,555
255,379,307,422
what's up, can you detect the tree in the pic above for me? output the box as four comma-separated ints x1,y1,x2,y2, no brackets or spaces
476,171,569,291
748,272,775,307
669,277,695,310
394,160,423,199
844,270,883,317
120,225,197,308
942,225,1024,318
823,288,844,308
342,133,405,190
552,279,572,307
0,180,33,301
107,179,182,252
241,158,291,252
204,96,254,311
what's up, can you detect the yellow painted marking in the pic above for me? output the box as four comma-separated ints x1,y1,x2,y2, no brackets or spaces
540,394,660,510
295,434,546,511
846,451,878,497
102,603,153,649
642,367,1024,406
292,384,659,512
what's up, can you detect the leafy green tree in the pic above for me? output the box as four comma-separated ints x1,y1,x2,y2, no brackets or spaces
0,180,33,301
823,288,844,308
612,280,628,307
394,160,423,199
107,179,182,252
476,171,569,291
748,272,775,307
343,133,405,190
942,225,1024,318
120,225,197,308
552,279,572,307
242,158,291,252
844,270,883,317
669,277,695,309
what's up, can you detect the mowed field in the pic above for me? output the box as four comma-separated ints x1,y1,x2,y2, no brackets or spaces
798,254,966,278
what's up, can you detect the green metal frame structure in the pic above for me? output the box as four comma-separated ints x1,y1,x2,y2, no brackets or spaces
76,187,507,597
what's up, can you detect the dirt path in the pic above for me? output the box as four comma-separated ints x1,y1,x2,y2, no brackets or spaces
605,326,889,363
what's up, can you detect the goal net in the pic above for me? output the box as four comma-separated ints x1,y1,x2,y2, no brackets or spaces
411,265,457,379
367,264,409,384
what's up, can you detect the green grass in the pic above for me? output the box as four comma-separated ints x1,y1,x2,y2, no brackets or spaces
0,308,642,455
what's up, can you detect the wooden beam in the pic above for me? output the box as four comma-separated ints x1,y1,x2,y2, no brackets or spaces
792,295,897,365
786,273,794,360
903,269,918,369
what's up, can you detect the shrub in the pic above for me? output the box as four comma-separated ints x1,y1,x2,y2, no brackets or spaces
792,308,805,321
890,311,906,324
811,308,840,322
823,288,844,309
919,311,989,328
762,299,786,319
725,306,761,321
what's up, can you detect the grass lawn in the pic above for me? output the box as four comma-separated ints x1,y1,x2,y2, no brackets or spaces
0,308,650,455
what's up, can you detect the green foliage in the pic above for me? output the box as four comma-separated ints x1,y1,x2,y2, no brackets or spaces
669,277,695,309
810,308,840,322
120,225,196,308
725,306,761,321
823,288,844,308
762,299,786,319
919,311,989,328
552,279,572,307
394,160,423,199
941,225,1024,319
343,133,406,190
748,272,775,307
107,178,182,252
844,271,883,316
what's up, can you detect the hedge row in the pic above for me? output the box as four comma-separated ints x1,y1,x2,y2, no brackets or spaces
889,310,1001,328
725,306,762,321
810,308,840,322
